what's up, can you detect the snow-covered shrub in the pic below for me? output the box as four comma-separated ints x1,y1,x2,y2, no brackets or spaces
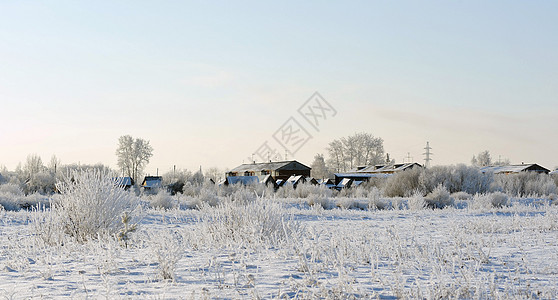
293,183,331,198
149,190,176,210
336,197,357,209
149,230,183,281
408,190,426,210
0,194,19,211
307,194,334,209
489,192,509,208
367,187,387,210
275,183,295,198
40,169,142,243
492,173,557,197
451,191,472,201
19,193,50,210
25,171,56,195
424,185,454,209
418,165,492,195
197,187,221,207
0,184,50,211
470,192,509,209
199,198,300,248
0,183,24,196
383,168,422,197
232,187,257,204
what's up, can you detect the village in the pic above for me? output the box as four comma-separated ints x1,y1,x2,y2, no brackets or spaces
116,159,557,196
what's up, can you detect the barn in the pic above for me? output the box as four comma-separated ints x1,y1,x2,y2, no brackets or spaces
227,160,311,181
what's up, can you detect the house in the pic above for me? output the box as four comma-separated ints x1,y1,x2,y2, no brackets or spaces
305,177,319,185
227,160,311,181
318,178,336,189
480,164,550,175
550,169,558,176
142,176,163,191
334,162,422,185
336,178,353,190
113,177,134,189
286,175,306,188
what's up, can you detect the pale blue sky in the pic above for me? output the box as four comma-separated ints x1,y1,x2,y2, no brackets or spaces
1,1,557,173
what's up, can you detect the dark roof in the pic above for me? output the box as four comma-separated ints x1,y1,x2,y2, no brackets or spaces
229,160,311,173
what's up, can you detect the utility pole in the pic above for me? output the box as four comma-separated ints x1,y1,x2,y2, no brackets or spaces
423,141,433,168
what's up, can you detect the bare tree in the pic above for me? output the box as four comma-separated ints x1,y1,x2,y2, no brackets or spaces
23,154,45,178
205,167,223,182
327,133,384,172
116,135,153,184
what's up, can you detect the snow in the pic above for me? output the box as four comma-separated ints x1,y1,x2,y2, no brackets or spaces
1,198,557,298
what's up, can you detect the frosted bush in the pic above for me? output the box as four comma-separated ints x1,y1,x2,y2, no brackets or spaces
0,183,24,196
368,187,387,210
0,194,19,211
408,191,426,210
307,194,334,209
275,183,295,198
197,187,220,207
40,169,142,243
149,230,183,281
232,188,257,204
19,193,50,210
149,190,176,210
199,198,300,248
383,168,422,197
493,173,557,197
489,192,509,208
424,185,454,209
470,192,509,210
451,191,472,201
336,197,357,209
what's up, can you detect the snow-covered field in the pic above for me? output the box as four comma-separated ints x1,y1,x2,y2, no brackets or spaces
1,195,557,299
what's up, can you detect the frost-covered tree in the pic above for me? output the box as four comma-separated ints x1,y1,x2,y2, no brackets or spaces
327,133,384,172
311,154,331,179
205,167,223,182
23,154,45,178
116,135,153,184
471,150,492,167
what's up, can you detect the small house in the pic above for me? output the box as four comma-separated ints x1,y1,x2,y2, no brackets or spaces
286,175,306,188
142,176,163,192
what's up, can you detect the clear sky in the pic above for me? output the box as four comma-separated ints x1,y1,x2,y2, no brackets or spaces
1,1,557,174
